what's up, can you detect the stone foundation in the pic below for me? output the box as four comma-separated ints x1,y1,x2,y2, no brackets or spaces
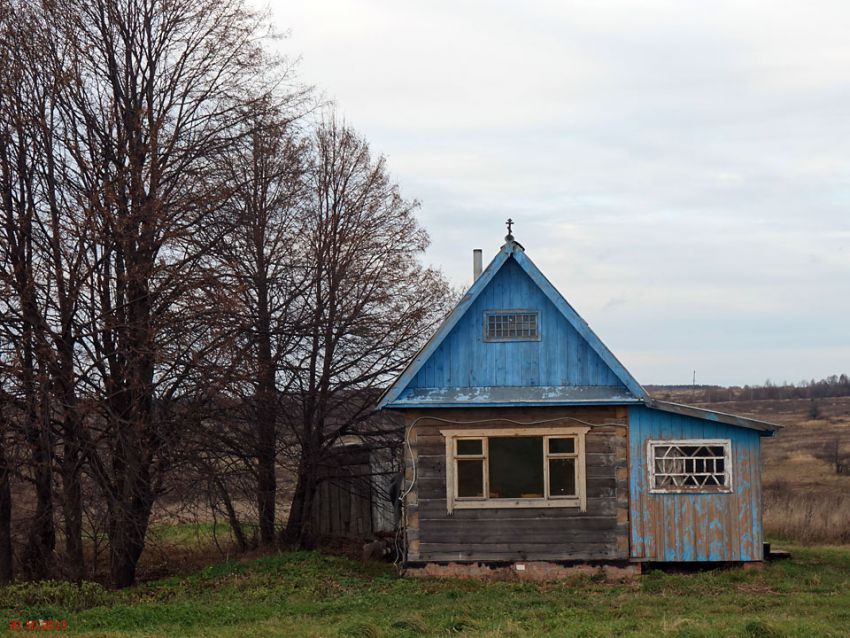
405,561,639,582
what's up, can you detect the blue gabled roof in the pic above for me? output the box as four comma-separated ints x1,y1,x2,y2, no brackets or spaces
378,239,649,409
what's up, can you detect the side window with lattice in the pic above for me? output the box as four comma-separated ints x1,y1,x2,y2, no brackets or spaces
648,440,732,493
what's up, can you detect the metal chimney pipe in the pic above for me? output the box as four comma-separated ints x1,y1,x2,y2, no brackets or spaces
473,249,483,281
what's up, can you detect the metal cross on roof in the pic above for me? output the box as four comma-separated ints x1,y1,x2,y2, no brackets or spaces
505,218,514,241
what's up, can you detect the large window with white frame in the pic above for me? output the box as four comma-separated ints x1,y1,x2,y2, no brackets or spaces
648,439,732,493
442,427,588,512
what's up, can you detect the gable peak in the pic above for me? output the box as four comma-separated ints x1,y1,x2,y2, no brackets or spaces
502,218,525,252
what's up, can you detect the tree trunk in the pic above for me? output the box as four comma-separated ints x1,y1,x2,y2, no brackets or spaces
23,441,55,580
214,476,249,552
22,368,55,581
108,523,145,590
282,453,319,549
102,238,158,589
60,434,84,583
17,250,55,580
256,419,276,545
0,443,13,584
253,224,277,546
107,472,155,589
256,332,276,546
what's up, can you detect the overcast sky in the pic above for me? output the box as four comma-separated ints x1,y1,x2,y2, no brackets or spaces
265,0,849,386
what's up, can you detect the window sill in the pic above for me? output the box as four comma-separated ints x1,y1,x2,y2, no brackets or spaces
452,497,582,510
649,487,733,495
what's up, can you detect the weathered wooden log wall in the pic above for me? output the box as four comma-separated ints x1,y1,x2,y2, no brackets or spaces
403,406,630,563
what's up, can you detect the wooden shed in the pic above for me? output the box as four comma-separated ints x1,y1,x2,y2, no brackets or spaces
377,233,778,574
311,440,400,541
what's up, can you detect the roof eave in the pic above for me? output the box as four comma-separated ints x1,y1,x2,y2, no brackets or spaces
377,246,516,410
645,399,782,434
385,399,644,409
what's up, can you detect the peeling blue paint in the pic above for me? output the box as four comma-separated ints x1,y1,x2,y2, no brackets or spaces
629,405,763,562
389,384,641,408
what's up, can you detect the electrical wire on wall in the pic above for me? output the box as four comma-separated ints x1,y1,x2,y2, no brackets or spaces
392,414,629,574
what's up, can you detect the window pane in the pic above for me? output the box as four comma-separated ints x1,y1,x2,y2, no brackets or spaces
457,439,482,455
489,437,543,498
549,458,576,496
548,438,575,454
485,311,539,340
457,460,484,497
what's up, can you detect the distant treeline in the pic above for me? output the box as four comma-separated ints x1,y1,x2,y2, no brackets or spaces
647,374,850,403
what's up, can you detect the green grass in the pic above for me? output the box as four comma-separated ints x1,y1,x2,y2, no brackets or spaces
146,522,256,547
2,545,850,637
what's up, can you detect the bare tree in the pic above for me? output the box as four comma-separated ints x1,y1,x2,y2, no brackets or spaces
213,102,308,546
281,116,453,548
0,3,59,580
1,0,449,586
0,386,17,583
28,0,287,587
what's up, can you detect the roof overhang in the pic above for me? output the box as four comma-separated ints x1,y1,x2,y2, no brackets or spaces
384,390,782,435
645,399,782,435
384,385,642,409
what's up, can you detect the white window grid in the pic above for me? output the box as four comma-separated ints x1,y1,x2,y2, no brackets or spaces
484,310,540,341
452,435,578,501
648,439,733,493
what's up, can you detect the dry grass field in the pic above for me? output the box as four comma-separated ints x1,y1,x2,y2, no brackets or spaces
654,391,850,544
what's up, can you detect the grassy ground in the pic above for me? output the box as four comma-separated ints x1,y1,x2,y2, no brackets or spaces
4,397,847,636
3,545,850,637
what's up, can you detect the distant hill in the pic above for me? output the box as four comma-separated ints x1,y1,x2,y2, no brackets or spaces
646,374,850,403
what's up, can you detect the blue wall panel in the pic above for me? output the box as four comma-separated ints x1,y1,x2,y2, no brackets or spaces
409,259,625,390
628,405,763,562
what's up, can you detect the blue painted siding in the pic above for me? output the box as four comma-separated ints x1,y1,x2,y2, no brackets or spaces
409,259,626,390
628,405,763,562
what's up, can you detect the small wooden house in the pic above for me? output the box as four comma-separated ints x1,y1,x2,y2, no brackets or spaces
378,234,778,574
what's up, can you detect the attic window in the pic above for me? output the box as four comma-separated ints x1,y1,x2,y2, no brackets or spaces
484,310,539,341
648,440,732,493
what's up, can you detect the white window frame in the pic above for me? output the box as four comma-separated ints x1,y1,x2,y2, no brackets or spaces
483,309,541,342
647,438,733,494
442,427,589,513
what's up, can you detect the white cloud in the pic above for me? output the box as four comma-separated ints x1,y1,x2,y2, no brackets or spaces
264,0,850,384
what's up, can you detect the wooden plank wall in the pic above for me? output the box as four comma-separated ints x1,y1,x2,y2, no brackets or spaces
408,259,625,390
313,447,374,539
370,447,402,534
404,407,630,563
628,405,764,562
